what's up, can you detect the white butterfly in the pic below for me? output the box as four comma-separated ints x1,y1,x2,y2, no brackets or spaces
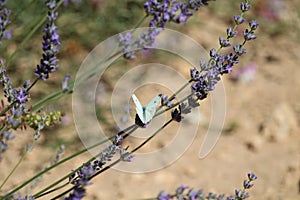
131,94,161,124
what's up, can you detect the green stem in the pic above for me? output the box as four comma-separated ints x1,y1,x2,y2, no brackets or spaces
50,119,173,200
3,125,135,199
0,145,31,190
133,15,148,29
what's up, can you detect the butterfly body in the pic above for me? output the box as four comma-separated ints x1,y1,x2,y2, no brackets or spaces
132,94,161,124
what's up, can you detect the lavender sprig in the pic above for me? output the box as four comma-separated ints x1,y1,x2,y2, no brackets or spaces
144,0,215,28
63,135,133,199
0,61,31,159
157,173,257,200
0,0,11,43
118,28,162,60
35,0,61,80
190,1,259,102
118,0,214,60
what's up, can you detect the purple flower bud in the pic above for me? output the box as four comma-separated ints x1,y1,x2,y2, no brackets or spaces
64,186,86,200
248,173,257,181
234,15,245,25
190,67,200,81
235,189,249,199
243,29,257,41
240,2,251,12
219,36,231,47
226,27,237,38
62,75,71,92
176,185,188,194
171,106,182,122
243,180,254,189
157,191,171,200
233,44,246,56
249,20,259,30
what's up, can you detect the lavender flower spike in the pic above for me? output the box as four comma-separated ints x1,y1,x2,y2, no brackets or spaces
144,0,214,28
35,0,61,80
0,0,11,42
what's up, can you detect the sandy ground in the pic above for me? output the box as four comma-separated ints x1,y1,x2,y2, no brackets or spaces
1,1,300,200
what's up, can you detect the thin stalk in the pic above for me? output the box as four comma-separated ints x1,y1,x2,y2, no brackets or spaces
0,145,31,190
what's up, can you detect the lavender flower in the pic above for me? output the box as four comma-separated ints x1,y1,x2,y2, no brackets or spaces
119,0,213,60
243,29,257,41
64,186,86,200
219,37,231,48
51,144,65,165
118,28,161,59
0,0,11,42
235,189,249,199
67,136,125,198
155,173,257,199
35,0,60,80
190,1,258,101
171,105,182,122
234,15,245,25
120,147,134,162
233,44,246,56
0,62,31,157
0,62,30,109
17,196,35,200
158,191,171,200
144,0,214,28
190,67,200,81
249,20,259,30
161,94,175,107
187,188,197,200
247,172,257,181
226,27,237,38
187,96,200,108
118,32,136,59
176,185,188,195
240,2,251,12
62,75,71,92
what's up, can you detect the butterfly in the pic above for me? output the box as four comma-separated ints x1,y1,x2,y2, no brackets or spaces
131,94,161,124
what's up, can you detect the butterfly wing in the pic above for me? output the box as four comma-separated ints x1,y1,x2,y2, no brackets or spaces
144,95,161,123
132,94,146,123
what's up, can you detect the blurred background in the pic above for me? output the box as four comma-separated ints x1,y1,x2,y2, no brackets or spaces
0,0,299,199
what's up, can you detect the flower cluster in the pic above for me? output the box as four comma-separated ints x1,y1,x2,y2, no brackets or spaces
25,111,62,139
144,0,214,28
157,173,257,200
190,1,259,101
35,0,61,80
